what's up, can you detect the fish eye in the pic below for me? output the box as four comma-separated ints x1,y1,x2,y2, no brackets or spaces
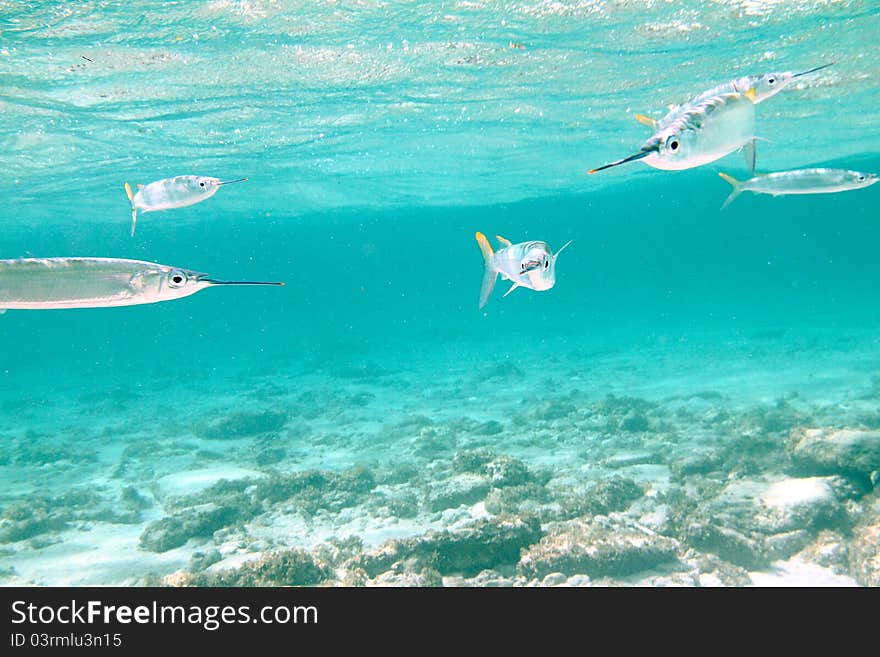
767,76,776,85
858,175,866,182
668,139,679,152
544,260,549,269
168,269,188,288
199,180,206,188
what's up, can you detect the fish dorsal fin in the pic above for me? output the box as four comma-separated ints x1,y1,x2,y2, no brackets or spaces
137,184,145,190
635,114,658,129
553,240,573,263
503,282,520,298
495,235,512,247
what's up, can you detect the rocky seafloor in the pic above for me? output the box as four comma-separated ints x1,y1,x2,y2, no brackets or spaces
1,334,879,587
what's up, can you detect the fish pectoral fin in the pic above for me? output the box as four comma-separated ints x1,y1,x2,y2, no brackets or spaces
635,113,658,129
137,184,144,190
495,235,512,247
503,282,520,298
124,182,134,202
744,87,757,102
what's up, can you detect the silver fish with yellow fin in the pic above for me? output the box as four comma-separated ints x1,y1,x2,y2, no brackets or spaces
124,175,247,236
589,91,756,174
475,232,571,310
0,257,282,310
633,62,835,133
590,62,833,176
718,168,879,209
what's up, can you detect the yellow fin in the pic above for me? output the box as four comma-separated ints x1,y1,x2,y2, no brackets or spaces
124,182,134,202
475,232,497,310
718,172,740,187
137,183,144,190
495,235,512,247
635,113,658,129
475,231,493,258
718,172,744,211
744,87,757,102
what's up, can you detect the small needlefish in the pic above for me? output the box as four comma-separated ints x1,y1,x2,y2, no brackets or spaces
633,62,835,132
475,232,571,309
124,175,248,236
589,91,755,174
718,168,879,209
0,258,283,310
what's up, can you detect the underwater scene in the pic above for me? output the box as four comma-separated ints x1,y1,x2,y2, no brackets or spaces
1,1,879,587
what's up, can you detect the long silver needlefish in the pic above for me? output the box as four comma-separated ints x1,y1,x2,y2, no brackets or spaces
718,168,879,209
633,63,835,133
475,232,571,310
124,175,248,236
589,91,756,174
0,258,283,310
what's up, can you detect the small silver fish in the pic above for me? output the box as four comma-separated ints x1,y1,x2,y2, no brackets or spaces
475,232,571,309
0,257,282,310
634,62,835,132
124,175,247,236
718,168,879,209
589,91,756,174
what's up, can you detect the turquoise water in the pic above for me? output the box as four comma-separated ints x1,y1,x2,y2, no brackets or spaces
1,1,879,586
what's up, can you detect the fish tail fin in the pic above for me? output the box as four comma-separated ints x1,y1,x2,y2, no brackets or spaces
475,231,497,310
718,172,743,210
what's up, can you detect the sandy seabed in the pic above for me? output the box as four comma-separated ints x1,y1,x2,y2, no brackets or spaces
1,327,879,587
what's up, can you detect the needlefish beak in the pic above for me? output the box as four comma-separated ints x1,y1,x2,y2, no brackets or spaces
201,277,284,286
792,62,835,78
217,177,249,186
588,148,655,174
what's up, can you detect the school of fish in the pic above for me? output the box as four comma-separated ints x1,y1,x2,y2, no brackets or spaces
0,60,876,312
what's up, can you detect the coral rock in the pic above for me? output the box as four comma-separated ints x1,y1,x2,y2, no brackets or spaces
355,517,543,577
518,516,679,579
787,427,880,481
849,517,880,586
139,503,252,553
425,474,490,512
